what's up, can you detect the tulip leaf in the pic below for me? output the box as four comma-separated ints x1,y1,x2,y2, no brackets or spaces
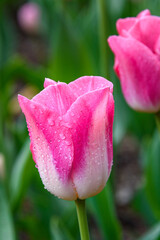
0,56,45,89
88,181,122,240
143,131,160,219
9,138,34,209
139,222,160,240
0,183,16,240
50,216,75,240
132,187,157,226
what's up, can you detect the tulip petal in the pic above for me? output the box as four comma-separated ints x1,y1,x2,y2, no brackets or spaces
113,57,120,78
69,76,113,97
18,95,77,200
108,36,160,112
128,16,160,53
64,87,113,199
116,9,151,37
106,92,114,175
137,9,150,18
116,18,137,36
44,78,57,88
155,36,160,56
32,83,76,115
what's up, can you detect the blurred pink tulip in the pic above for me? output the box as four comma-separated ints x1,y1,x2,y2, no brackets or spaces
108,9,160,113
18,2,40,34
18,76,114,200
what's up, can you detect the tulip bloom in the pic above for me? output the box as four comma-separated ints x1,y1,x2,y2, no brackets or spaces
18,3,40,34
108,9,160,113
18,76,114,200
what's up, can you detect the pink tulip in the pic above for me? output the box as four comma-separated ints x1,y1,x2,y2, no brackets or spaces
18,76,114,200
108,9,160,113
17,3,40,34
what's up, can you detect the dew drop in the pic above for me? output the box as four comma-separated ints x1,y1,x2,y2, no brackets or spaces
35,164,38,168
31,105,36,110
48,118,55,126
59,133,65,140
65,140,72,146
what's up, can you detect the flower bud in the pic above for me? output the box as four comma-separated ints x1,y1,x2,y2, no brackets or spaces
18,76,114,200
108,9,160,113
18,3,40,34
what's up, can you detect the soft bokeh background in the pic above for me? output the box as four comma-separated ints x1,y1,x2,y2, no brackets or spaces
1,0,160,239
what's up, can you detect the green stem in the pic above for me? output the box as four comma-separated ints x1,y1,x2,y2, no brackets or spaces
75,199,90,240
155,111,160,132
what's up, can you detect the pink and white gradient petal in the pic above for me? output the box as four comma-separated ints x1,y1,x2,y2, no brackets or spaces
44,78,57,88
106,92,114,176
69,76,113,97
108,36,160,112
128,16,160,53
18,95,77,200
64,86,113,199
116,10,151,37
32,83,76,115
137,9,151,18
116,18,137,36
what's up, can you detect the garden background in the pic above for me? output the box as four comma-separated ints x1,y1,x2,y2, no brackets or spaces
0,0,160,239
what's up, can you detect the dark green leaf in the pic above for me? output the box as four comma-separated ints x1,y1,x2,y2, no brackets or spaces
9,139,34,210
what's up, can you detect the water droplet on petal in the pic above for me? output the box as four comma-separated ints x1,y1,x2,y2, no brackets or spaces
31,105,36,111
65,140,72,146
59,133,65,140
48,118,55,126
